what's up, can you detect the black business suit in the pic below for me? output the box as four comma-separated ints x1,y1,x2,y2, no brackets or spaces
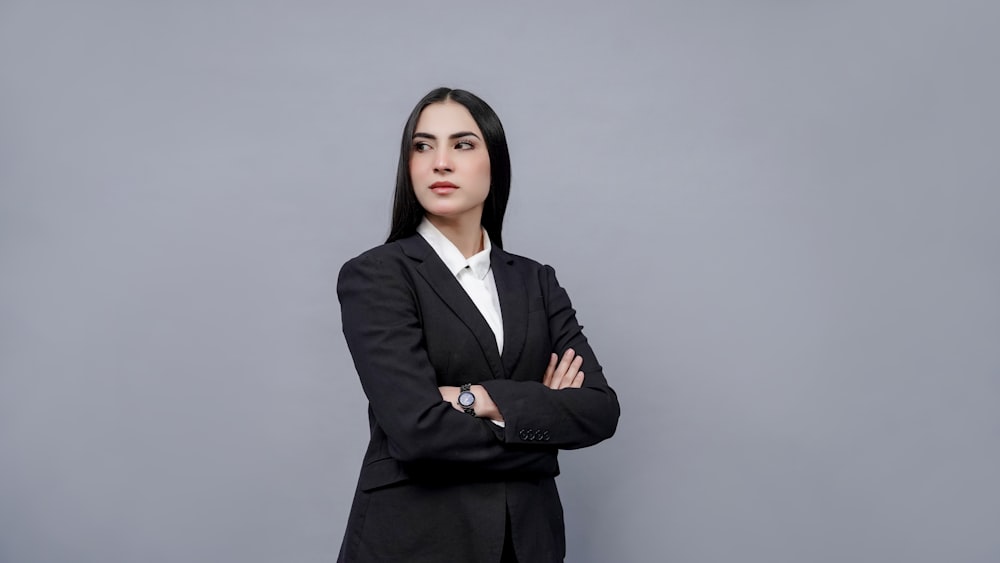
336,233,619,563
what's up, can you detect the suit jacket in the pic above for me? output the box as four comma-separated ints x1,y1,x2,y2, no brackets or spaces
336,234,620,563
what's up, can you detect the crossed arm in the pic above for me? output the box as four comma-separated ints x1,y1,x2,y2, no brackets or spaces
439,348,586,421
339,253,618,468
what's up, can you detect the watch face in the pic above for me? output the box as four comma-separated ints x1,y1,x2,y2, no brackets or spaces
458,391,475,407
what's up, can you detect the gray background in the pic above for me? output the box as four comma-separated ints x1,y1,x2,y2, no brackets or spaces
2,1,998,562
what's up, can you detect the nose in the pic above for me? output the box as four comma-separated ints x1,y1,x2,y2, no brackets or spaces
433,149,453,173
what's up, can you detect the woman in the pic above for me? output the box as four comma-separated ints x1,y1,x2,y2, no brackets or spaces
337,87,619,563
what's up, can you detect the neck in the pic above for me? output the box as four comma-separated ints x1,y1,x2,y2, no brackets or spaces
426,213,484,258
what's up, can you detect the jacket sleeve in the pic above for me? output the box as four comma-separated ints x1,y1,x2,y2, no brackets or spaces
338,252,557,473
480,264,620,449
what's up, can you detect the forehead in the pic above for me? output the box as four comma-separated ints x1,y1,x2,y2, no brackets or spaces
414,101,482,135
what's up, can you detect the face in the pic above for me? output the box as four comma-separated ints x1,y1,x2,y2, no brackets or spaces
409,101,491,224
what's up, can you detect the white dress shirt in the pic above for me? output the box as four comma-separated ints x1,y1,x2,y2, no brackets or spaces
417,218,504,354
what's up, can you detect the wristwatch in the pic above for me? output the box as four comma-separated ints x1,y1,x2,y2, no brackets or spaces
458,383,476,417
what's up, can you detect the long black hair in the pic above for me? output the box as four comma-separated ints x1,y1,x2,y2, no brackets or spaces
386,87,511,248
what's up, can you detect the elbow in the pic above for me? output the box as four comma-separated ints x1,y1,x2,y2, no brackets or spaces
383,413,454,463
562,389,620,450
598,393,621,441
387,433,445,463
586,389,621,445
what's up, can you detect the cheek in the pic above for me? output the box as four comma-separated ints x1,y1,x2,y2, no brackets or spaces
408,156,422,180
475,157,491,186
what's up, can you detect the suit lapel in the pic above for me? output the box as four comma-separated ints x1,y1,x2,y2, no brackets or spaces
491,248,527,378
400,235,506,380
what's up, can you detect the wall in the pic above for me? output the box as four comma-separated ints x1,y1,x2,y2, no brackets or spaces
2,1,998,562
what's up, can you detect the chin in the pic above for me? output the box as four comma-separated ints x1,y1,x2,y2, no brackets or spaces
423,204,472,218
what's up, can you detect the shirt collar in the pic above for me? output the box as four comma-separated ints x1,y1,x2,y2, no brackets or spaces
417,217,493,280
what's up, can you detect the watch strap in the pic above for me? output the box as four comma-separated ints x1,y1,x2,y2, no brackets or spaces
459,383,476,417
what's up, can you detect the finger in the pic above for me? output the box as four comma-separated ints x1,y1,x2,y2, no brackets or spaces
559,356,585,389
542,353,558,388
551,349,576,389
560,356,584,387
569,371,585,389
560,359,583,389
555,348,577,375
561,348,576,364
544,354,558,389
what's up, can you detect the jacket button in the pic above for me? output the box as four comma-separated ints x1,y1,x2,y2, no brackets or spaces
542,430,550,441
519,429,529,440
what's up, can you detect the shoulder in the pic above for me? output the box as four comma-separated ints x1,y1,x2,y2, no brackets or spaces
493,247,559,286
338,238,418,286
343,240,402,265
495,246,541,269
341,235,428,270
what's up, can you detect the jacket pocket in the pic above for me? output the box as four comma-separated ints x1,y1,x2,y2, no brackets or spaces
358,457,411,492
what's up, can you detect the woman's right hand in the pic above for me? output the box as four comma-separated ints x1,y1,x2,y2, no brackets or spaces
542,349,585,390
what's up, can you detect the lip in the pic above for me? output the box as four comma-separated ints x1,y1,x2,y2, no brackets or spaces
430,181,458,194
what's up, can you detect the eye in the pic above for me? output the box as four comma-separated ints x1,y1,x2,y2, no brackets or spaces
455,140,476,150
413,141,432,152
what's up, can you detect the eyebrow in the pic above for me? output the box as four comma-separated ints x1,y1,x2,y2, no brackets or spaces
413,131,482,141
